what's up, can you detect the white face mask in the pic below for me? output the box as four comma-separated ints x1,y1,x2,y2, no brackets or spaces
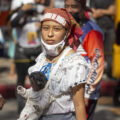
41,37,66,57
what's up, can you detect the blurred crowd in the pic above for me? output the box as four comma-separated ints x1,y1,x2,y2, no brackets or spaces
0,0,120,119
0,0,118,80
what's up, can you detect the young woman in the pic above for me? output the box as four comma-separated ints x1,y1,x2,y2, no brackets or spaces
28,8,91,120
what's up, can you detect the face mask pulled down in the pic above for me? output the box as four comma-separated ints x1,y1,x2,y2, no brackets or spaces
41,37,66,57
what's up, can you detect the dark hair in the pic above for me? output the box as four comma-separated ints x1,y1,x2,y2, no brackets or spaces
29,71,47,90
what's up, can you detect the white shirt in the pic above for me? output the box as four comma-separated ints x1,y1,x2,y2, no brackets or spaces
28,47,91,115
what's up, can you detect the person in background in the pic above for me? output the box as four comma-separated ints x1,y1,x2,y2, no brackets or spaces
28,8,90,120
6,10,17,79
90,0,116,78
113,22,120,107
0,94,5,110
10,0,44,114
7,21,17,79
64,0,104,120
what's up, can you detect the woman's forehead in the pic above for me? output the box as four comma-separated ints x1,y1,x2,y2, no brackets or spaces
42,20,64,27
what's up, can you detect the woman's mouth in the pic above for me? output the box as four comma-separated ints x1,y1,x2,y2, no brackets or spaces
46,40,55,44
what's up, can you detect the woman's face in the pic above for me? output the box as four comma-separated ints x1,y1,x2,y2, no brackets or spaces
41,21,66,45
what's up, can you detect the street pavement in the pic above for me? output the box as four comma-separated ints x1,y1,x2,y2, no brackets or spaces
0,97,120,120
0,58,120,120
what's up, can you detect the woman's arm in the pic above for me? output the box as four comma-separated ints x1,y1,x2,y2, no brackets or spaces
72,83,86,120
49,0,54,8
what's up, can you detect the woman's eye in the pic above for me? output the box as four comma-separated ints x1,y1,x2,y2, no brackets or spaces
42,26,49,30
54,27,61,31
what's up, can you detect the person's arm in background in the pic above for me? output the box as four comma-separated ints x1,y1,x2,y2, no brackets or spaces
7,18,17,44
90,0,116,19
72,84,86,120
10,4,33,27
0,94,5,110
83,30,104,104
48,0,54,8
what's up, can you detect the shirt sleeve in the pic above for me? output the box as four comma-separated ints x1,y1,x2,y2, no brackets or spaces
83,30,104,98
60,54,91,92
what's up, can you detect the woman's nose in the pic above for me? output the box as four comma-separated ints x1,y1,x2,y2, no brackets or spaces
48,28,54,37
